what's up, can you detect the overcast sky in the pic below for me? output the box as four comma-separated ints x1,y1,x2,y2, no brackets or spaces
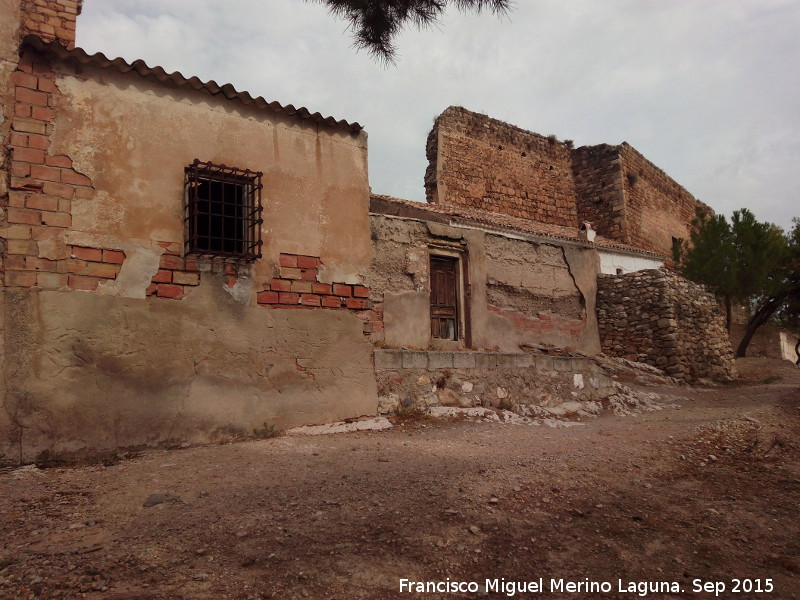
76,0,799,231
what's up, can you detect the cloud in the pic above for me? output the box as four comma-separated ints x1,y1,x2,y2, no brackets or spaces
76,0,800,230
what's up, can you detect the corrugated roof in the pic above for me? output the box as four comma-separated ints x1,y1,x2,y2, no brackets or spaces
20,34,363,134
370,194,664,258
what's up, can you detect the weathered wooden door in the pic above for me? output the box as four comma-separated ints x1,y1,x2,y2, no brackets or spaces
430,256,458,340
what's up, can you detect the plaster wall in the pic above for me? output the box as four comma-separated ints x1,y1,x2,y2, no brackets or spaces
730,324,800,362
598,250,663,275
369,213,601,355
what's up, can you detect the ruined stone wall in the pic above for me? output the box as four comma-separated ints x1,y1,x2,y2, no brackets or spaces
425,106,578,227
0,46,378,464
618,144,711,259
597,269,736,382
572,144,627,242
369,209,601,355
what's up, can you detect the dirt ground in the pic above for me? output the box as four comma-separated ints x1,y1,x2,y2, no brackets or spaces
1,358,799,600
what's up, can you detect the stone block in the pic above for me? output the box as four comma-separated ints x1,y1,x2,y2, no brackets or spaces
428,352,454,369
514,354,534,368
495,353,518,368
553,357,572,372
401,351,428,369
571,357,589,371
534,355,553,371
374,349,403,370
474,353,497,369
452,352,476,369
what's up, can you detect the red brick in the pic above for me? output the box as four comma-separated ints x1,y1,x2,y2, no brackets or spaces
299,268,318,281
160,254,185,270
257,290,279,304
300,294,321,307
146,283,158,296
45,154,72,168
15,104,32,118
346,298,368,310
7,239,37,255
68,275,99,291
102,249,126,264
31,106,54,121
31,61,53,76
42,181,74,198
156,284,184,299
296,255,320,269
4,255,27,270
60,170,91,186
371,320,385,333
279,254,298,268
270,278,291,292
280,267,302,280
37,77,57,93
10,177,43,191
25,194,58,211
86,262,120,278
7,207,41,225
41,211,71,228
1,224,32,240
27,135,50,150
312,282,332,295
12,162,30,178
278,292,300,305
173,271,200,286
70,246,102,261
60,258,86,274
224,264,238,275
13,147,46,164
30,164,60,182
11,71,38,89
10,132,28,147
184,258,199,272
291,280,313,293
158,241,181,255
152,269,172,283
333,284,352,297
15,87,48,106
353,285,370,298
36,272,68,289
28,257,57,272
6,271,37,287
321,296,342,308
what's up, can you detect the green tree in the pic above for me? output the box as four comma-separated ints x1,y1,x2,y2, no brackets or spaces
312,0,511,62
680,209,797,357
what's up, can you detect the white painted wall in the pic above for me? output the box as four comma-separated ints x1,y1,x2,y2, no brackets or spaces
599,251,663,275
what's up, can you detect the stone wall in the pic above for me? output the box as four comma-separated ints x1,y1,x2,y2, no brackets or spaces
425,106,578,227
730,324,800,363
596,269,736,382
572,144,626,241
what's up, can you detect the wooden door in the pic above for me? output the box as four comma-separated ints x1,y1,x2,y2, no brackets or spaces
430,256,458,340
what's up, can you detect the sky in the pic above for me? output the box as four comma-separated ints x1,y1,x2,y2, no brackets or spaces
75,0,799,231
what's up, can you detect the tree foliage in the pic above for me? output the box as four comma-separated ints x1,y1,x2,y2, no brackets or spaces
679,210,800,358
311,0,511,62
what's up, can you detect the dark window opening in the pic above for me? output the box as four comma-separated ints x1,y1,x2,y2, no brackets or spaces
184,160,263,261
430,256,459,341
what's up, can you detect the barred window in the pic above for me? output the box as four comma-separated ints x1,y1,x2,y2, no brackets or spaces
184,160,263,261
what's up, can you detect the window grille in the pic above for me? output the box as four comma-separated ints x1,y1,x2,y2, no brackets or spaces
184,159,263,261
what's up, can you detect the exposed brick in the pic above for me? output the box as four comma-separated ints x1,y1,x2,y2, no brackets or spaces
0,225,32,240
312,282,332,295
296,255,320,269
300,294,321,307
270,278,291,292
102,249,126,264
60,258,86,274
145,283,158,296
68,275,99,291
11,177,43,191
158,241,181,255
299,268,318,281
10,132,28,147
85,262,120,278
25,194,58,211
13,147,46,164
28,257,57,272
15,104,32,118
257,291,280,304
41,211,71,228
7,207,41,225
10,71,38,89
173,271,200,286
156,284,185,299
291,280,313,293
280,267,302,280
184,258,199,272
12,162,31,177
42,182,74,198
353,285,370,298
279,254,298,268
31,106,54,121
278,292,300,305
4,255,27,270
6,239,38,255
26,134,50,150
160,254,185,270
151,269,172,283
37,77,57,93
45,154,72,168
60,170,91,186
70,246,103,261
74,186,93,199
321,296,342,308
6,271,37,287
333,283,352,297
15,87,49,106
30,164,60,182
346,298,368,310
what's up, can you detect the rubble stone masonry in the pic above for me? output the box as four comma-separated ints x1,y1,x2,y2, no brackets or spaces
596,269,736,382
